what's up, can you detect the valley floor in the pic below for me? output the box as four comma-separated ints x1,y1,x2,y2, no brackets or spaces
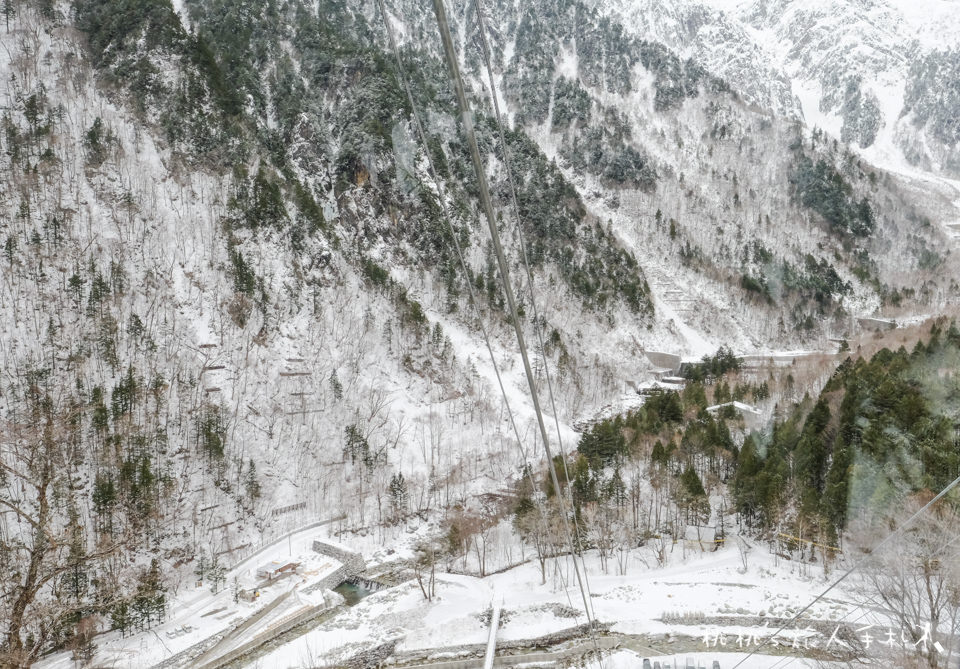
35,483,943,669
216,530,867,668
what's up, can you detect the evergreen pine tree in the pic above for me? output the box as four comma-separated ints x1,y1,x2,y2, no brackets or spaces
244,458,262,509
133,559,165,630
389,472,408,520
794,398,832,493
681,465,706,497
2,0,14,31
330,369,343,401
823,443,852,529
607,466,627,509
651,440,666,467
207,556,226,594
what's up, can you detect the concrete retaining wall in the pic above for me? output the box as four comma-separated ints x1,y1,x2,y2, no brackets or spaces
312,540,364,567
644,351,682,372
303,563,351,595
302,540,365,595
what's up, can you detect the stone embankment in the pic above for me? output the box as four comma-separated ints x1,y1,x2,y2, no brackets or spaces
303,540,366,594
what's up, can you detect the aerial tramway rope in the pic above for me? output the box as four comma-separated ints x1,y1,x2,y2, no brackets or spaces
375,0,609,661
426,0,605,660
469,0,606,660
372,0,581,616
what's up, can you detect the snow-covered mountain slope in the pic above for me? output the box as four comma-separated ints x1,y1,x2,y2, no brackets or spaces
0,4,629,661
608,0,801,116
426,0,960,346
1,0,959,664
598,0,960,178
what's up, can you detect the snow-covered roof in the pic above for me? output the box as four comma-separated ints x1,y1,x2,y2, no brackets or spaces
256,561,283,575
637,380,684,393
705,401,761,414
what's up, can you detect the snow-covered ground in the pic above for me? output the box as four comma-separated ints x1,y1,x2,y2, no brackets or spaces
36,527,347,669
254,538,864,668
36,522,885,668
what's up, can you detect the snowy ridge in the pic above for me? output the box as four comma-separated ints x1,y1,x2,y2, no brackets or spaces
597,0,960,178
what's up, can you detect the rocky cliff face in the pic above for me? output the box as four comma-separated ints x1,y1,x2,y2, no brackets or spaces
900,48,960,174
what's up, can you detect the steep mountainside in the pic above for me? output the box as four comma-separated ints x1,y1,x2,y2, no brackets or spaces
0,0,957,664
602,0,960,178
388,0,958,343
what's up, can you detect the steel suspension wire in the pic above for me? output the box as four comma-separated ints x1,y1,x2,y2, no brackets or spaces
372,0,527,510
470,0,572,475
372,0,580,616
469,2,606,663
428,0,600,639
731,472,960,669
469,0,602,615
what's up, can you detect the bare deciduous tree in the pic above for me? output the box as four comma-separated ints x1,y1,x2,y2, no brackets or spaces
0,404,125,667
412,538,440,601
852,498,960,669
